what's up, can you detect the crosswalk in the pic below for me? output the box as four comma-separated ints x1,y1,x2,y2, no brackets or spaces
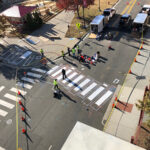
47,65,116,110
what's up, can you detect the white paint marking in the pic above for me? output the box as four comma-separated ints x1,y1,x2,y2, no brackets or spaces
74,79,90,92
81,83,97,96
0,86,5,92
95,91,113,106
10,87,27,95
21,77,35,84
0,99,14,109
0,146,6,150
47,66,59,75
113,78,120,84
27,72,42,78
4,93,20,102
57,69,72,81
51,67,66,77
48,145,52,150
16,82,32,89
88,86,105,101
0,109,8,117
103,83,108,87
31,68,46,73
62,72,78,84
68,75,84,87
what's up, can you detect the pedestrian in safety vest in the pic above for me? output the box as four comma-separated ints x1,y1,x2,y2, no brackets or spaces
61,50,65,59
40,49,44,58
72,48,76,57
53,79,58,89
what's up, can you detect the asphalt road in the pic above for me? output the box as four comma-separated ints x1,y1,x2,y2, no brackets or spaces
0,0,150,150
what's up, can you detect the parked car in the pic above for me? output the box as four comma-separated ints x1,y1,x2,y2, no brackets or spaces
103,8,116,21
119,14,132,28
140,5,150,15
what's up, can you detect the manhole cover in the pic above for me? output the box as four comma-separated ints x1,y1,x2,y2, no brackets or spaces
6,119,12,125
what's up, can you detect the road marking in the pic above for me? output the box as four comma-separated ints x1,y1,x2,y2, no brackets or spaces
10,87,27,95
0,109,8,117
103,83,108,87
81,83,97,96
0,86,5,92
27,72,42,78
127,0,137,14
0,99,14,109
21,77,35,84
74,79,90,92
48,145,52,150
16,82,32,89
62,72,78,84
88,86,105,101
68,75,84,87
31,68,46,73
4,93,20,102
57,69,72,81
51,67,66,77
47,66,59,75
95,91,113,106
0,147,6,150
113,78,120,84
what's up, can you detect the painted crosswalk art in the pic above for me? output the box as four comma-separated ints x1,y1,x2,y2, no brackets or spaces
48,64,116,111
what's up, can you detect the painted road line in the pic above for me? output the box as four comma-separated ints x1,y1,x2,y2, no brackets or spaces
95,91,113,106
4,93,20,102
10,87,27,95
31,68,46,73
57,69,72,81
81,83,97,96
74,79,90,92
16,82,32,89
68,75,84,87
0,147,6,150
0,86,5,92
127,0,137,14
62,72,78,84
47,66,59,75
0,99,14,109
88,86,105,101
51,67,66,77
27,72,42,78
21,77,35,84
0,109,8,117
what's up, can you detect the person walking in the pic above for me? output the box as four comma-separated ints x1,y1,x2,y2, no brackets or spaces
40,49,44,58
72,48,76,57
62,69,67,79
68,47,71,56
53,79,58,89
61,50,65,59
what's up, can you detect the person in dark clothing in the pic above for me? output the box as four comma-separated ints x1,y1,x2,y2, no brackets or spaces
62,69,67,79
68,47,71,56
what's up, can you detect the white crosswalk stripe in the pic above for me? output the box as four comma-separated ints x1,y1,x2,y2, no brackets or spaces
95,90,113,106
0,86,5,92
88,86,105,101
21,77,35,84
31,68,46,73
68,75,84,87
57,69,72,81
4,93,20,102
47,66,59,75
10,87,27,95
62,72,78,84
51,67,66,77
81,82,97,96
0,146,6,150
0,109,8,117
74,79,90,92
0,99,14,109
16,82,32,89
27,72,42,78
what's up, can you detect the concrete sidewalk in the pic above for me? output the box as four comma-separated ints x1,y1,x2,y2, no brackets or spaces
1,10,79,61
104,34,150,143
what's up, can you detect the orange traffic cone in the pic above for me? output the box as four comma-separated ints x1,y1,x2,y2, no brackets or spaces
134,58,137,62
21,107,25,112
19,100,22,105
21,116,25,121
22,129,26,134
115,97,117,101
108,45,112,49
140,45,143,49
142,41,144,44
138,51,141,55
112,103,115,108
18,91,21,95
128,69,132,74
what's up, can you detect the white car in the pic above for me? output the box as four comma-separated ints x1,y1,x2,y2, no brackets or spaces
141,5,150,15
103,8,116,20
